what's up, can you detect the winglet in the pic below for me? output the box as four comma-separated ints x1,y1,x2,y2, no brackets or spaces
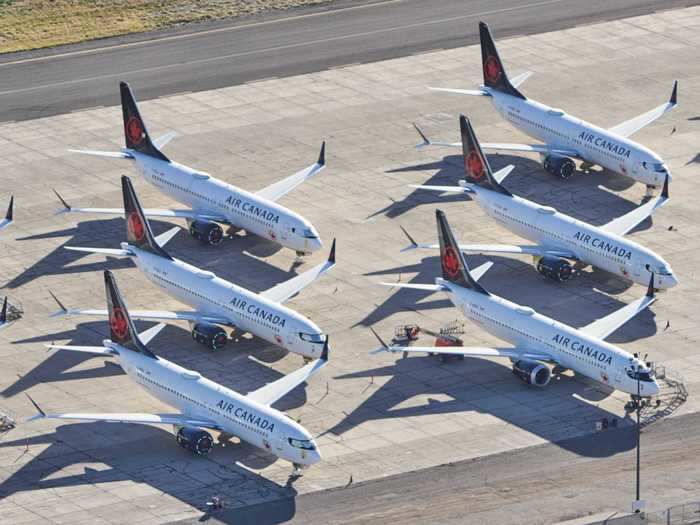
318,141,326,166
25,393,46,419
670,80,678,106
48,290,68,316
646,273,655,298
661,173,669,200
321,336,330,361
413,122,431,148
328,238,336,265
400,225,419,250
5,196,13,222
0,297,7,324
53,189,71,212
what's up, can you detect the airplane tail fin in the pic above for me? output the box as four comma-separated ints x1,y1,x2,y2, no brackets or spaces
479,22,525,100
120,81,169,162
121,175,172,259
104,269,155,357
459,115,511,196
435,209,489,295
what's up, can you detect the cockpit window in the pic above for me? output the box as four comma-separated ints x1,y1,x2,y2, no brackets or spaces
653,163,666,172
658,265,672,276
302,228,318,239
646,263,672,276
288,438,316,450
627,367,655,382
299,332,325,343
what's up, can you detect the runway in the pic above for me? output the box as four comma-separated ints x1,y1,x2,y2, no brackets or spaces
176,410,700,525
0,0,694,122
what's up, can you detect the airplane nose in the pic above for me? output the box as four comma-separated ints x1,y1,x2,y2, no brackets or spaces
310,237,323,252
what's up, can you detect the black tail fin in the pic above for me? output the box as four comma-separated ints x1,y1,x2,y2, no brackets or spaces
120,81,169,162
104,270,155,357
479,22,525,100
436,209,489,295
121,175,172,259
459,115,511,196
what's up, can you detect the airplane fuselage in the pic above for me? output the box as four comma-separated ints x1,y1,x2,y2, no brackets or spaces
441,279,659,396
471,186,676,289
489,91,670,186
130,246,326,359
131,152,322,254
113,343,320,466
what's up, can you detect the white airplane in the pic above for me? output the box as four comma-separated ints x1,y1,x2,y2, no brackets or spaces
31,270,327,476
64,81,326,256
372,209,660,397
422,21,677,190
51,175,335,360
406,116,677,289
0,196,13,231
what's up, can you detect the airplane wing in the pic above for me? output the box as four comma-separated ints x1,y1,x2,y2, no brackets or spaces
246,341,329,406
599,176,669,236
579,276,656,341
608,81,678,138
260,239,335,304
369,330,553,361
412,123,579,157
53,190,226,223
26,398,219,430
255,143,325,202
399,226,576,259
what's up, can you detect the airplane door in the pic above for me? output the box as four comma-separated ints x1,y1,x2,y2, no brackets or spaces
280,222,291,242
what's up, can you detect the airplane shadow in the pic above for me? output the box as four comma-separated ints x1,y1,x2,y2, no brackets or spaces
358,254,653,342
0,423,299,524
376,152,650,228
329,355,634,459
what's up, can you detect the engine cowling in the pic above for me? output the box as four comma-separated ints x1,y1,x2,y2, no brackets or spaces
543,155,576,179
189,220,224,246
176,427,214,455
192,323,228,350
536,256,574,282
512,360,551,387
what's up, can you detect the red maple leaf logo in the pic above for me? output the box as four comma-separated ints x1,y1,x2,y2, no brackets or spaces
442,246,460,278
466,151,485,180
110,307,129,341
127,212,145,241
484,56,501,84
125,116,144,145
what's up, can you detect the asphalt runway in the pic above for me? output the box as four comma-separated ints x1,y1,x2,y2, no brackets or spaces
174,410,700,525
0,0,695,122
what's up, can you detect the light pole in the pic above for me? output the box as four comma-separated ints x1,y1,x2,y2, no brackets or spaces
635,371,641,509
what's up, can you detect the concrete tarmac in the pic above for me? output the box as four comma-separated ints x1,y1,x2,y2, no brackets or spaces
0,0,695,122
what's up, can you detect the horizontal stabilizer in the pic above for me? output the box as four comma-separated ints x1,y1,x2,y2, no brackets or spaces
409,184,472,194
137,323,166,345
510,71,533,89
69,149,133,159
428,87,490,97
152,131,177,150
45,344,116,356
379,282,446,292
154,226,180,248
64,246,132,257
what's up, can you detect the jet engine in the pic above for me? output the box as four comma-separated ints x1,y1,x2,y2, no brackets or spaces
543,155,576,179
192,323,228,350
536,256,574,282
176,427,214,455
188,220,224,246
512,360,551,387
